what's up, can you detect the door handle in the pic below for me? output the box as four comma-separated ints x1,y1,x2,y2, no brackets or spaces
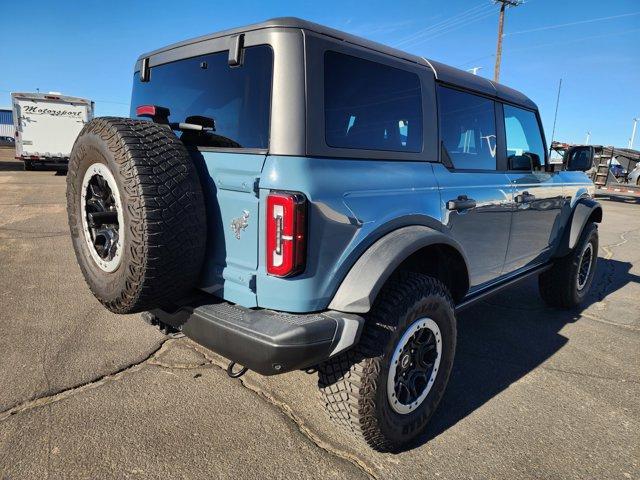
446,195,477,211
515,191,536,204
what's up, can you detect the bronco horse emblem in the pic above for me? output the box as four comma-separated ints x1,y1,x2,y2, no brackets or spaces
231,210,250,239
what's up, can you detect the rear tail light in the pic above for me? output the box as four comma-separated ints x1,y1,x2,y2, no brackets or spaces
135,105,170,123
266,192,307,277
135,105,157,117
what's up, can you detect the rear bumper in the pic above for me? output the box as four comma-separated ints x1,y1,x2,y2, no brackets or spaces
147,297,364,375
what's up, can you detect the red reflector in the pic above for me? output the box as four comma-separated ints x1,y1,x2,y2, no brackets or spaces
266,192,307,277
136,105,156,117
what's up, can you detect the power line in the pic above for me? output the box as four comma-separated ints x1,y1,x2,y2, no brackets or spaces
394,3,490,46
457,27,640,69
394,2,493,47
503,28,640,53
414,9,497,44
504,11,640,36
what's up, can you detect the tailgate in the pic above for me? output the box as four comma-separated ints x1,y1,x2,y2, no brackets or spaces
198,152,267,307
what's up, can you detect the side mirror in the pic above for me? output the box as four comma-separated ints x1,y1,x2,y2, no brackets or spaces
509,154,533,171
565,146,594,171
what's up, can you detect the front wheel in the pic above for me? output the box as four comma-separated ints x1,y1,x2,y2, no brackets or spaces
539,222,599,308
318,272,456,452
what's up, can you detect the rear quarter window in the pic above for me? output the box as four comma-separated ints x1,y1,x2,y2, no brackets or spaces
324,51,422,153
131,45,273,149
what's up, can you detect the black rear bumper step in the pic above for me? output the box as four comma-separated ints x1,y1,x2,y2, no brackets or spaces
148,297,364,375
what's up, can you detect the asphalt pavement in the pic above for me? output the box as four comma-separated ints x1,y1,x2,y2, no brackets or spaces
1,149,638,479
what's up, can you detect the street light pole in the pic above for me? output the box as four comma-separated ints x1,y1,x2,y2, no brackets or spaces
493,0,523,83
585,132,591,145
629,118,639,149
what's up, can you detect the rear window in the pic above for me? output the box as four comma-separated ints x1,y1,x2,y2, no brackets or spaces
324,51,422,153
130,45,272,149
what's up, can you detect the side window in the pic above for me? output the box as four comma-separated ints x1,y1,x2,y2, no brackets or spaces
503,104,546,171
324,51,423,153
439,86,497,170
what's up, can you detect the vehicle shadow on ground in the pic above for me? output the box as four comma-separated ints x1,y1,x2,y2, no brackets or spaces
418,257,638,447
597,194,640,205
0,160,25,172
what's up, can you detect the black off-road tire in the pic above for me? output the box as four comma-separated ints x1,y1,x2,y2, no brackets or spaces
318,272,456,452
66,117,206,314
539,222,598,308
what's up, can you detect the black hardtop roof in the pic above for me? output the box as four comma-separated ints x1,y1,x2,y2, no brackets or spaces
139,17,537,110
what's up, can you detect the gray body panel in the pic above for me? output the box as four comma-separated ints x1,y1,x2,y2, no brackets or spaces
328,226,469,313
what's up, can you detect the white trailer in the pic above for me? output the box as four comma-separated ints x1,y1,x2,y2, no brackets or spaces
12,92,94,170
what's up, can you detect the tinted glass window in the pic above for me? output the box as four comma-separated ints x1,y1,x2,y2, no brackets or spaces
324,51,422,153
130,45,272,149
439,87,497,170
504,105,545,170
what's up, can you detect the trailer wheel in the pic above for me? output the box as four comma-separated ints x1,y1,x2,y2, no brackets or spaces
66,117,207,314
24,160,35,171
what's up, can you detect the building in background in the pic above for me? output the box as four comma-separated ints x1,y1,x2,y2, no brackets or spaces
0,108,13,138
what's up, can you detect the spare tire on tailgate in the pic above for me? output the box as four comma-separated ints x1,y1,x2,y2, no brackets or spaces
66,117,206,314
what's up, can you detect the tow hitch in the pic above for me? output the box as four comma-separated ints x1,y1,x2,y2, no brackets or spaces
226,361,248,379
141,312,184,338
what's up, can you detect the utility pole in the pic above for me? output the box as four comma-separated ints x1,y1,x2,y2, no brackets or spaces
493,0,523,83
629,118,639,149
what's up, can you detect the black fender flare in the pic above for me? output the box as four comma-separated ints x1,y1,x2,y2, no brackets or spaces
328,225,470,313
555,197,603,258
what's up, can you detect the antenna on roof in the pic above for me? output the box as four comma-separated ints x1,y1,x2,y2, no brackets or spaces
549,78,562,156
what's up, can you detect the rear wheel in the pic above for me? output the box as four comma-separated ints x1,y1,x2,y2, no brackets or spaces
23,160,35,171
539,222,598,308
66,117,207,314
318,272,456,452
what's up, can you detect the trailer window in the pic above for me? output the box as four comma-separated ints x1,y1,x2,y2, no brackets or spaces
324,51,422,153
130,45,272,149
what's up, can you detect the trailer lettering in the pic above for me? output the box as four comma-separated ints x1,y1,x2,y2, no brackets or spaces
23,105,82,117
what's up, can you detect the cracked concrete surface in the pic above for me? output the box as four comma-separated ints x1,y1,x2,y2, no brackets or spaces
1,151,638,479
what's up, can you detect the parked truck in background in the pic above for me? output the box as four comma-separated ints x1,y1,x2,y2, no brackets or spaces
12,92,94,171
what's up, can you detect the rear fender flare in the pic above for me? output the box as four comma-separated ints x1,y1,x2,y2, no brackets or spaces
328,226,470,313
555,197,602,257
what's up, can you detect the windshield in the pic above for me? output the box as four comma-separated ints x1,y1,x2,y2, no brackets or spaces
130,45,273,149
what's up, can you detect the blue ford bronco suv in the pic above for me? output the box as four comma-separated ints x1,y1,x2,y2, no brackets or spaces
67,18,602,451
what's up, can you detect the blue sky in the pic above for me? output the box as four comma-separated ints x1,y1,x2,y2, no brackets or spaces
1,0,638,148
